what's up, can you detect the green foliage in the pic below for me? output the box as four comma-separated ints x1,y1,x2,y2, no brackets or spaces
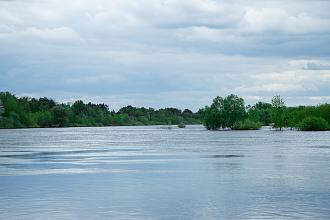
0,91,200,128
52,105,69,127
298,116,329,131
285,104,330,127
0,99,4,116
2,91,329,131
232,119,262,130
201,94,330,131
200,94,245,130
271,95,286,130
199,106,222,130
247,102,272,125
19,113,38,127
36,111,53,127
116,106,199,126
223,94,246,128
72,100,86,115
1,92,18,116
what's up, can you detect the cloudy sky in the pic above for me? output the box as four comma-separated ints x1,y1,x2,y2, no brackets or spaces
0,0,330,111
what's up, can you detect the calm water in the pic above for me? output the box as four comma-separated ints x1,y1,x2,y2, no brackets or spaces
0,125,329,219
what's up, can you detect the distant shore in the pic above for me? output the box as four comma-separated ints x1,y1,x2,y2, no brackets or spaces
1,91,330,131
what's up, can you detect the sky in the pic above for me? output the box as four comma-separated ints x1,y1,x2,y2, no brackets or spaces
0,0,330,111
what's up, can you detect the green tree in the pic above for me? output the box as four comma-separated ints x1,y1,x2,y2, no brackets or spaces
72,100,86,115
0,91,200,128
247,102,272,125
52,105,69,127
0,99,4,116
200,94,246,130
298,116,329,131
1,92,18,116
36,111,53,127
200,105,222,130
38,97,56,111
271,95,286,131
19,113,37,127
223,94,246,128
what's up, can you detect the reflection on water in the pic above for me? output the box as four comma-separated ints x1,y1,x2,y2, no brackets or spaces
0,125,329,219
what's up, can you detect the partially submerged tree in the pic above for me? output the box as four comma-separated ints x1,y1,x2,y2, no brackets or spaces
223,94,246,128
200,94,245,130
247,102,272,125
298,116,329,131
271,95,286,131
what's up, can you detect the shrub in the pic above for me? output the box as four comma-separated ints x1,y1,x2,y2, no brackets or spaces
178,123,186,128
232,119,262,130
298,116,329,131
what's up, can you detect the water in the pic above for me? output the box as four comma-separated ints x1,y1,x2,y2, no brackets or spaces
0,125,329,219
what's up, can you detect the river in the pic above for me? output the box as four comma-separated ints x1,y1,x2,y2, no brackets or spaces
0,125,329,219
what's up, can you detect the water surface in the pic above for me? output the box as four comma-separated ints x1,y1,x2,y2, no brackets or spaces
0,125,329,219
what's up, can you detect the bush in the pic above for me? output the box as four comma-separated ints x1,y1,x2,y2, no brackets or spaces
232,119,262,130
178,123,186,128
298,116,329,131
0,116,14,128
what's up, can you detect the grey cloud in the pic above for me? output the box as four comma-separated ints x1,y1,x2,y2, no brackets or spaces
306,62,330,70
0,0,330,109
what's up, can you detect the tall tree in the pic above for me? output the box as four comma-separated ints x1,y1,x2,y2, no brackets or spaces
271,95,286,131
248,102,272,125
72,100,86,115
223,94,246,128
200,94,246,130
0,92,18,116
52,105,69,127
0,99,4,116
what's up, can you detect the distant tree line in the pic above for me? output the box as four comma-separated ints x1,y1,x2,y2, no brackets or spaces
199,94,330,131
0,92,200,128
1,91,329,131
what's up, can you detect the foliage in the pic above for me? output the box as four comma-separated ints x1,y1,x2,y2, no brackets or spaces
297,116,329,131
247,102,272,125
285,104,330,126
0,91,200,128
232,119,262,130
200,94,330,131
199,106,222,130
2,91,330,131
200,94,245,130
271,95,286,130
0,99,4,116
222,94,246,128
52,105,69,127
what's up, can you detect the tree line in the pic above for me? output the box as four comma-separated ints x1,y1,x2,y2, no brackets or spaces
1,91,329,130
199,94,330,131
0,92,200,128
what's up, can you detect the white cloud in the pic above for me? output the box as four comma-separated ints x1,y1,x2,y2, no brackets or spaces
64,74,126,85
0,0,330,108
0,26,82,43
308,96,330,101
235,66,330,95
0,9,23,24
237,83,308,93
241,7,330,34
21,27,82,43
